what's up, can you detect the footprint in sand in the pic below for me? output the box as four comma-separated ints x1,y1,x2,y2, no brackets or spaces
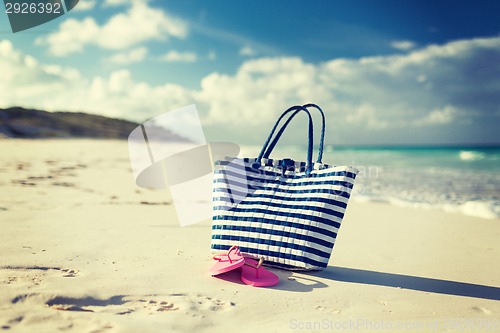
472,306,492,315
11,179,37,186
16,162,31,170
3,306,113,333
43,295,181,315
132,299,180,314
315,305,341,314
4,293,236,332
186,294,236,314
0,316,24,330
49,164,88,178
9,292,235,318
0,266,79,288
27,176,53,180
51,182,76,187
11,163,85,187
60,269,79,278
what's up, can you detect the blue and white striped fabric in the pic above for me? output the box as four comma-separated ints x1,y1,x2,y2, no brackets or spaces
211,104,358,270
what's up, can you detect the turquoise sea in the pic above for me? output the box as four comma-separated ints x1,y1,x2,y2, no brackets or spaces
239,145,500,219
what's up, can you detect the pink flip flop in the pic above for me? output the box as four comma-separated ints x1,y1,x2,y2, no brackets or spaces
209,245,245,276
240,257,279,287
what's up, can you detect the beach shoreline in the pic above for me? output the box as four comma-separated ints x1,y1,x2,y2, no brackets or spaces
1,139,499,332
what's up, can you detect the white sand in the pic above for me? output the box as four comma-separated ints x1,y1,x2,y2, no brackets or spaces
1,139,499,333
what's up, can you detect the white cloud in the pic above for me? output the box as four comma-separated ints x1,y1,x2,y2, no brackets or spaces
391,40,416,51
208,50,216,61
197,36,500,142
0,40,189,120
103,0,130,7
196,57,330,127
415,105,458,126
345,103,388,129
106,47,148,64
3,35,500,144
416,74,427,83
36,1,188,56
0,40,84,110
35,18,100,56
74,0,96,11
159,51,197,63
98,2,187,50
239,46,256,56
84,70,191,119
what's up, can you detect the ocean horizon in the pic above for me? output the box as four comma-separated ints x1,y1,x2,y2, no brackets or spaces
238,144,500,220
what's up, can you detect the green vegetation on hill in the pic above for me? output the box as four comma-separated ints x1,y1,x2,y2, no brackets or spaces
0,107,188,141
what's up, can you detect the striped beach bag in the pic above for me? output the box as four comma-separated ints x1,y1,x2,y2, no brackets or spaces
211,104,358,270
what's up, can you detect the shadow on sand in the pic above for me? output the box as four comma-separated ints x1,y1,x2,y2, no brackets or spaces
302,266,500,300
213,265,500,299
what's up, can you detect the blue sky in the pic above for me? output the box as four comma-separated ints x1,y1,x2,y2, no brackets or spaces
0,0,499,145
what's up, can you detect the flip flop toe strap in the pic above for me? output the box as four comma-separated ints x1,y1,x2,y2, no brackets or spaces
213,245,240,263
244,257,265,278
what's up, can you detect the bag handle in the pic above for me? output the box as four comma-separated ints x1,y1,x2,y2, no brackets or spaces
255,105,314,175
263,103,325,163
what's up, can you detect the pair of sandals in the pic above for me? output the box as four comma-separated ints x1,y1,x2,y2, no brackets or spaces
209,246,279,287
